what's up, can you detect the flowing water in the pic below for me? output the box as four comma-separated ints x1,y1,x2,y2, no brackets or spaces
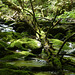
6,42,75,75
34,71,75,75
0,22,75,75
7,58,47,67
6,57,75,75
0,22,15,32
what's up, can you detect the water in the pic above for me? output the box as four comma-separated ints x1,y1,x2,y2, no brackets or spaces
7,58,47,67
7,59,75,75
69,42,75,49
0,22,75,75
34,71,75,75
34,71,56,75
0,23,15,32
65,42,75,54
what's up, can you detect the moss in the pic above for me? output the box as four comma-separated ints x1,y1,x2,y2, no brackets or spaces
0,43,6,57
0,51,35,61
64,65,75,72
49,39,71,50
19,51,34,56
0,62,19,70
0,62,30,71
0,42,13,58
0,68,33,75
0,32,26,42
38,20,52,27
0,32,7,39
0,53,23,61
0,62,33,75
8,37,41,51
62,57,75,72
0,40,11,49
13,22,35,35
54,33,65,40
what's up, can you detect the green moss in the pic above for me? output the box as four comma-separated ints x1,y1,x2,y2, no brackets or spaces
64,65,75,72
0,53,23,61
19,51,34,56
0,40,8,47
0,32,7,38
0,32,26,42
0,32,14,42
49,39,71,50
0,51,35,61
8,37,41,50
0,62,30,71
0,42,13,58
0,68,33,75
0,62,19,70
0,62,33,75
54,57,62,69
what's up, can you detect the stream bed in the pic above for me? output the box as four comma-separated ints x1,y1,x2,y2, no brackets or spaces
6,57,75,75
0,21,75,75
7,58,47,67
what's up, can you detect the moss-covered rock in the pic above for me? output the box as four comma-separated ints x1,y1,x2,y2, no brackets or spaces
8,37,41,51
0,32,26,42
0,40,7,48
12,21,35,35
0,68,33,75
0,62,33,75
0,62,19,70
0,41,13,58
63,57,75,72
0,32,14,42
0,51,35,61
0,53,23,61
49,39,71,50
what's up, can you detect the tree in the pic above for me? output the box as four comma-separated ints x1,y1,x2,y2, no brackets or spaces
1,0,75,71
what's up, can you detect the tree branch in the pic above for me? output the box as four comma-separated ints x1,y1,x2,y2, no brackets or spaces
57,33,75,55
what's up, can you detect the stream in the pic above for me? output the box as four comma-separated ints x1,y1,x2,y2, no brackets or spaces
6,56,75,75
7,58,47,67
0,21,75,75
6,42,75,75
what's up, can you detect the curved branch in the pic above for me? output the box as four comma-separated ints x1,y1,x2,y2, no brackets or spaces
57,33,75,55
